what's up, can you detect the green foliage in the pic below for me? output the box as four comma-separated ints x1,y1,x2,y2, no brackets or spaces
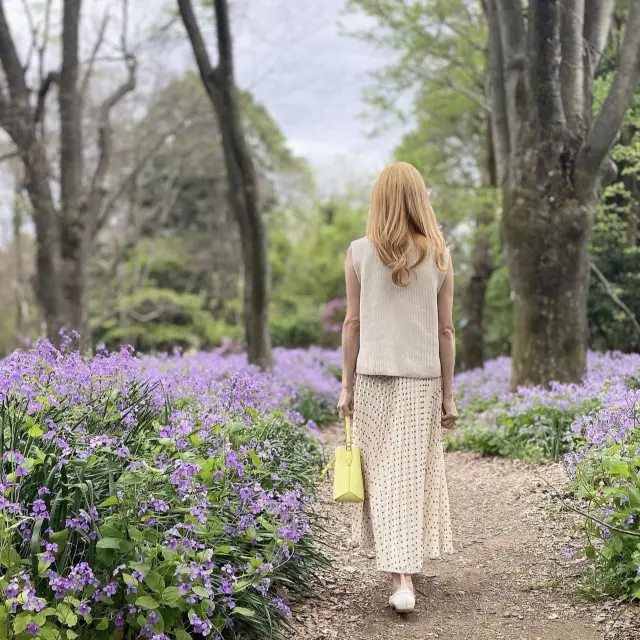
588,72,640,353
90,72,313,354
447,398,599,462
348,0,489,231
571,427,640,599
268,202,367,348
270,311,322,350
0,385,328,639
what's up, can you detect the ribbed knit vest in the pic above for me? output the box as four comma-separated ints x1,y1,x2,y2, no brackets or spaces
351,237,448,379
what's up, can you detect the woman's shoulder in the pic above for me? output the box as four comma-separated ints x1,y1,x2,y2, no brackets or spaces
350,236,374,262
350,236,370,250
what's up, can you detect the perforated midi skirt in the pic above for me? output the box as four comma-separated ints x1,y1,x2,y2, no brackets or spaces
351,375,454,574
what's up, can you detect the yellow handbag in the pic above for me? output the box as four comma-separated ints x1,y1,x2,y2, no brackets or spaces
322,416,364,503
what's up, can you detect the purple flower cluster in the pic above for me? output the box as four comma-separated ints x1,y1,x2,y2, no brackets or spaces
0,338,336,639
455,351,640,451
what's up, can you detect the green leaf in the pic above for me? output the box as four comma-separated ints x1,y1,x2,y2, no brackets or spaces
232,580,250,592
122,471,145,485
135,596,160,610
175,630,192,640
160,587,182,607
96,619,109,631
28,423,44,438
66,630,79,639
144,571,165,593
98,496,119,508
127,526,142,541
99,524,125,538
248,450,261,468
191,586,209,599
232,607,255,617
584,545,596,559
13,612,33,634
96,538,134,552
214,545,231,554
56,604,77,627
49,530,69,545
40,625,62,640
0,546,22,568
122,573,137,586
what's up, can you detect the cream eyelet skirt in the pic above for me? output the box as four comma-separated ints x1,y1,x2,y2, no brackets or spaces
351,374,454,574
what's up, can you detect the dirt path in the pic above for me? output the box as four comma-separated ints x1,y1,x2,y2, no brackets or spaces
287,424,639,640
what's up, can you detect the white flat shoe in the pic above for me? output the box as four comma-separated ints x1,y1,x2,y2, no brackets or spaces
389,589,415,613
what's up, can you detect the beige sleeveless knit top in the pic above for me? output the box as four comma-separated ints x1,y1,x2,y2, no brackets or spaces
351,237,449,379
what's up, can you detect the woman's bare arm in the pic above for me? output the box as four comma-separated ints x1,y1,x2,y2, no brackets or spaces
437,258,456,402
342,246,361,392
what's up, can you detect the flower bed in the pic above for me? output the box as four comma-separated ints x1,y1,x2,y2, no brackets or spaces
450,351,640,598
447,351,640,461
0,340,339,640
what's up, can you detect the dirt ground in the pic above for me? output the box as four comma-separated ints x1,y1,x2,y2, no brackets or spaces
286,424,640,640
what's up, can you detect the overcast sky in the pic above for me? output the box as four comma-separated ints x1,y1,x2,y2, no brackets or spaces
162,0,403,192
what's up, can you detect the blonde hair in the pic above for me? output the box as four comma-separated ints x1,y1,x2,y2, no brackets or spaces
367,162,447,287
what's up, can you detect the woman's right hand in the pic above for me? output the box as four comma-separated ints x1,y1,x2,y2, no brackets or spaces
337,387,354,419
442,397,458,429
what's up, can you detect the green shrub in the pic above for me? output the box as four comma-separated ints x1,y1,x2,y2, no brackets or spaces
447,401,599,462
270,313,322,349
571,426,640,599
0,344,329,640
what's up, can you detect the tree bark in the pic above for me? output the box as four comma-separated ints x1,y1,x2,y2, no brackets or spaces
59,0,88,346
178,0,272,368
461,207,494,370
460,99,497,370
503,160,591,386
13,183,26,344
487,0,640,387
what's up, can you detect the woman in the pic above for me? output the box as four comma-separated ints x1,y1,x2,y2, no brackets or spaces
338,162,457,613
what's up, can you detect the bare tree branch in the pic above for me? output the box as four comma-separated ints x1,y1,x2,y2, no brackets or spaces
59,0,83,218
95,120,185,233
0,148,18,163
214,0,233,84
581,1,640,178
494,0,527,158
0,1,30,103
560,0,584,127
177,0,218,89
583,0,615,78
34,70,59,125
19,0,38,75
89,56,137,222
485,0,509,185
38,0,54,84
80,10,110,99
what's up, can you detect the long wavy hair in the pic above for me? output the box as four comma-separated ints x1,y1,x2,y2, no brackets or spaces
367,162,447,286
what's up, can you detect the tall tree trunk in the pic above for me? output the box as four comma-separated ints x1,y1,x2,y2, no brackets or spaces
461,112,497,370
502,149,591,385
12,183,26,344
178,0,272,367
22,145,66,342
486,0,640,387
461,206,494,370
59,0,88,346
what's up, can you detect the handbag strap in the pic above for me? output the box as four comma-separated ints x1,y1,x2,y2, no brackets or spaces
345,415,352,450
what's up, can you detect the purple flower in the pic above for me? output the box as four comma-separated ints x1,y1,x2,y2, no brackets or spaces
271,596,292,617
77,600,91,615
25,623,40,636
